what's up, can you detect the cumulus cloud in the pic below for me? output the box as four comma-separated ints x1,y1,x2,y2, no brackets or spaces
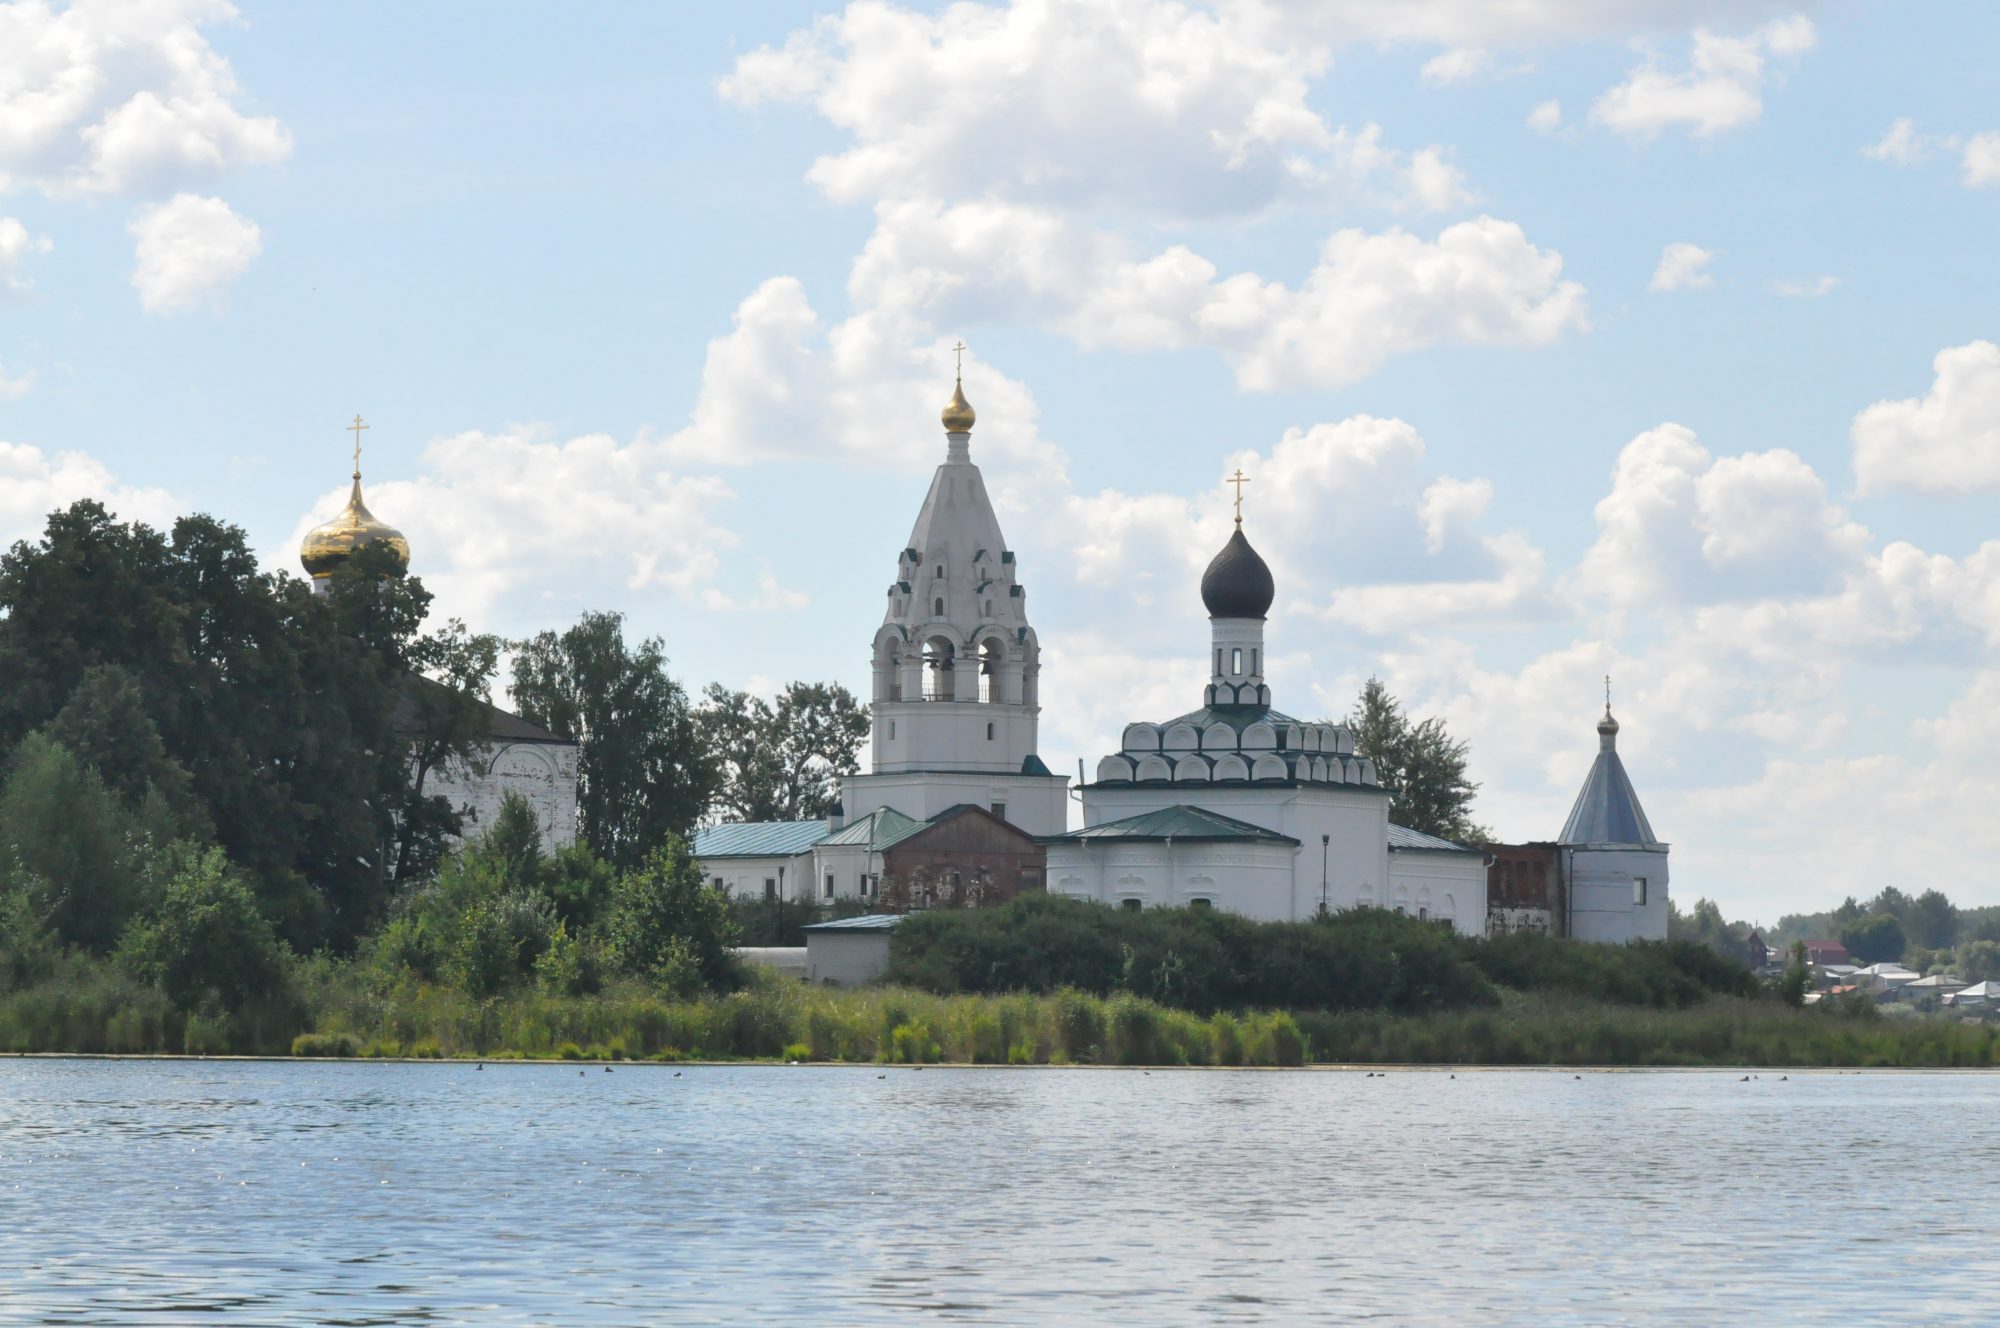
1570,423,1865,606
284,426,764,634
1964,132,2000,188
1768,274,1837,297
0,216,51,297
1649,242,1714,291
1853,340,2000,495
721,0,1459,218
128,192,261,313
1421,48,1492,86
1591,17,1814,139
0,439,179,545
1863,117,1930,165
1527,99,1564,133
0,0,290,199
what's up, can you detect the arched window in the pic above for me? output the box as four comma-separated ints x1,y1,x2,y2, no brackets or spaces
1231,647,1243,675
934,565,945,579
922,637,956,700
986,721,995,740
1121,898,1143,912
933,597,945,617
1189,898,1213,910
979,637,1005,702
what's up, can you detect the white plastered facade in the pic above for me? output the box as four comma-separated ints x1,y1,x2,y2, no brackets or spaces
423,739,579,854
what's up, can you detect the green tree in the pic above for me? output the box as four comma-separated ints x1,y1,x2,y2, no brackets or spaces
42,665,208,842
1778,940,1810,1007
119,847,291,1014
1345,678,1488,842
0,735,159,952
1904,889,1959,950
0,503,440,951
1838,912,1907,965
1956,939,2000,984
604,834,740,992
1670,897,1755,967
701,680,870,822
391,620,502,883
510,612,714,869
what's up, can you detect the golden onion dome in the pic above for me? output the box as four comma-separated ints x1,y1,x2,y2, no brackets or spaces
942,377,976,433
300,475,410,580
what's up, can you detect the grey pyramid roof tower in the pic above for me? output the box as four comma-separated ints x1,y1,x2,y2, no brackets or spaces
1558,692,1659,846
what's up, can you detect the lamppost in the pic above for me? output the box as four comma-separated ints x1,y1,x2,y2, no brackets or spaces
777,863,786,940
1320,834,1330,918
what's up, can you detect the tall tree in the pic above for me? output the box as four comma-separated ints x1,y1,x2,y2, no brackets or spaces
392,619,502,884
509,611,714,869
1344,678,1488,843
701,680,869,822
1904,889,1959,950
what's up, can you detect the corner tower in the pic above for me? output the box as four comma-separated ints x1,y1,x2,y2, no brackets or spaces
1558,682,1669,942
839,359,1069,837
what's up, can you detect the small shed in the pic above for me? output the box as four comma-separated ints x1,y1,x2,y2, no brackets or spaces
803,914,905,985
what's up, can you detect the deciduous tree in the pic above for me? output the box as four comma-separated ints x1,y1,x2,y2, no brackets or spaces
1345,678,1489,843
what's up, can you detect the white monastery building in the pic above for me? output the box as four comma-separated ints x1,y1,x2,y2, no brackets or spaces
695,372,1669,943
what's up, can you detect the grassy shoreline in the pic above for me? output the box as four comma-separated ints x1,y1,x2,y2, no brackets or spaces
6,965,1996,1068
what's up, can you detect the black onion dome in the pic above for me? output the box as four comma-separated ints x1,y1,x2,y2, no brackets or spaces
1200,527,1275,619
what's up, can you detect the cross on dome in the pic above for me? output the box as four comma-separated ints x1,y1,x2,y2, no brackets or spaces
348,414,369,478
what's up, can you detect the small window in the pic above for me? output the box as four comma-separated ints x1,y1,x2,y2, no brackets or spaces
984,599,993,616
1634,877,1648,906
991,801,1007,822
1251,648,1259,676
1418,906,1428,921
763,878,776,900
986,721,995,740
934,598,944,616
934,565,944,579
824,873,835,899
1121,898,1143,912
889,720,896,739
1189,897,1213,910
1216,648,1224,675
1231,647,1243,675
711,876,723,889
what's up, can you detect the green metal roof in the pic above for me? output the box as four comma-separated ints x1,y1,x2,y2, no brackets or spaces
1156,703,1304,731
1386,823,1482,856
1045,805,1300,846
819,806,921,850
692,820,831,859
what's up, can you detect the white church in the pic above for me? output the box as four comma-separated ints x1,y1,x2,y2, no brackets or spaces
695,371,1669,943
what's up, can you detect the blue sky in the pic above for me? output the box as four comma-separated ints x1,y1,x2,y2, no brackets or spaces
4,0,1999,921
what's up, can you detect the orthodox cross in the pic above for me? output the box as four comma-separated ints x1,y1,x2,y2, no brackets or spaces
953,340,967,378
1604,673,1613,713
348,414,369,477
1226,468,1250,526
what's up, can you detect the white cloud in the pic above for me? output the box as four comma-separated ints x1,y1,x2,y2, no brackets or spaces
284,426,752,633
127,192,260,313
1863,117,1930,165
0,360,33,399
0,0,290,199
1768,274,1836,297
1590,17,1814,139
1963,132,2000,188
1649,241,1714,291
0,439,178,545
1421,48,1491,86
722,0,1472,220
1284,0,1811,47
1527,99,1564,133
0,215,51,296
1570,422,1865,606
1852,340,2000,495
1418,475,1492,553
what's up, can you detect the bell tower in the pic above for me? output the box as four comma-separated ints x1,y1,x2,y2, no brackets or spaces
840,353,1069,836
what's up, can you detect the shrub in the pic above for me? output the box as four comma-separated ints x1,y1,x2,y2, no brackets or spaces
118,847,293,1015
782,1041,810,1062
292,1031,362,1057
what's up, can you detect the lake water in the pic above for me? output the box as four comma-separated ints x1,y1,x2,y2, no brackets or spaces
0,1059,1992,1325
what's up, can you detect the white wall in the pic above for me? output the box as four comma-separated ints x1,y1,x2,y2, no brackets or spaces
842,768,1069,838
1566,845,1670,943
1047,840,1299,919
806,931,894,985
1077,783,1390,921
701,853,819,903
1387,850,1486,936
425,740,579,853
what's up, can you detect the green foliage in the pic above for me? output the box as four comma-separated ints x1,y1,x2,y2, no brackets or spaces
118,847,293,1015
533,920,605,997
604,836,741,993
1778,940,1810,1007
730,893,874,947
1345,677,1488,843
699,680,870,822
292,1031,362,1057
509,611,715,869
887,894,1497,1015
0,734,160,952
0,883,61,991
1839,912,1907,965
1469,932,1759,1008
1957,940,2000,984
